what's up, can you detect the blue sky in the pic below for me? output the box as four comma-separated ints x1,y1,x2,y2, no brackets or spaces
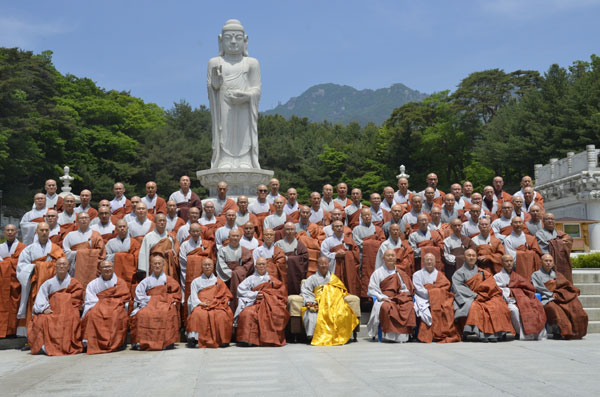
1,0,599,111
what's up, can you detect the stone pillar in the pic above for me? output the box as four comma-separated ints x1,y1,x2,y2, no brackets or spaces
586,194,600,251
587,145,597,169
567,152,575,173
534,164,542,183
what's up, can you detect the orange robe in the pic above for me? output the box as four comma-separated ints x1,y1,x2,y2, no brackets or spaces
330,237,361,296
416,271,461,343
359,230,386,298
543,273,588,339
514,235,542,280
379,270,416,335
0,242,26,337
474,236,505,273
71,231,106,290
186,278,233,348
111,199,132,220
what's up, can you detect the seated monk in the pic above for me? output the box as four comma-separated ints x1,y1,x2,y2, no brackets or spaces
216,229,254,310
186,258,233,348
0,224,26,338
28,257,83,355
409,213,444,272
253,228,287,288
532,254,588,339
367,249,416,343
401,195,427,236
105,220,140,296
494,255,547,340
130,255,181,351
199,201,220,242
57,195,78,236
62,212,106,290
375,223,414,276
525,204,544,236
179,223,216,310
90,206,116,244
75,189,98,220
166,200,186,233
176,207,202,244
382,204,406,239
443,218,476,280
353,208,386,298
215,210,239,250
323,208,352,239
344,188,364,229
295,206,326,277
452,249,514,342
427,206,448,237
16,222,65,338
82,260,130,354
301,256,359,346
320,221,361,296
141,181,167,216
283,188,300,223
394,177,413,211
234,257,290,347
168,175,203,222
19,193,48,245
461,204,482,238
503,217,542,280
109,182,132,220
240,221,261,251
138,213,179,283
127,202,155,243
451,183,470,212
412,253,461,343
491,202,515,243
471,217,505,273
309,192,331,226
275,223,309,295
42,209,62,246
536,212,574,282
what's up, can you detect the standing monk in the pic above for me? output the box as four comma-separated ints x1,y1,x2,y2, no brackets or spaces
0,224,27,337
109,182,132,219
142,181,167,216
345,188,364,229
214,181,238,219
166,200,186,233
503,217,542,280
536,213,574,282
75,189,98,220
168,176,203,222
90,206,116,244
20,193,47,245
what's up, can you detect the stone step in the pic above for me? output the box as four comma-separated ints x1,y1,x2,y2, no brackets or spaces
572,269,600,284
579,295,600,307
576,283,600,295
585,308,600,321
588,321,600,334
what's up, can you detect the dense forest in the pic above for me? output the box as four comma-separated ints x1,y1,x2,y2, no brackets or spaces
1,47,599,213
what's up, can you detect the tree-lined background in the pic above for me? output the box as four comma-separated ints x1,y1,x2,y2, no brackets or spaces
1,47,599,213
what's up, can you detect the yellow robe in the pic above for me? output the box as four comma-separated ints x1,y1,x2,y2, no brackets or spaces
302,274,359,346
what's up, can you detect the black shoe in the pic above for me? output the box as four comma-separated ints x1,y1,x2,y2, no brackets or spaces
186,338,197,348
165,344,175,350
20,344,30,351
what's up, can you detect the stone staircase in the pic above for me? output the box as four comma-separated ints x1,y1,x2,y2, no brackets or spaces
573,268,600,334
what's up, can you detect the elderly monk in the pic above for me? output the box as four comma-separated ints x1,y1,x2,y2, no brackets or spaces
471,217,505,273
514,176,544,209
235,196,259,230
451,183,470,211
333,182,350,209
428,206,448,237
301,256,359,346
494,255,547,340
199,201,220,240
90,206,116,243
353,208,386,297
491,201,515,241
141,181,167,216
412,253,461,343
248,185,272,236
345,188,364,229
309,192,331,226
503,217,542,280
168,175,203,222
283,188,300,222
234,257,289,347
38,179,63,211
522,186,543,213
394,177,413,208
482,186,499,216
493,176,513,204
440,194,460,224
323,208,352,239
62,212,105,290
57,195,78,235
367,193,389,228
0,224,27,337
105,220,140,295
422,187,436,214
166,200,186,233
263,196,287,237
419,173,445,200
130,255,181,351
123,196,141,224
179,223,216,306
275,222,309,294
216,229,254,308
138,213,179,282
511,195,530,222
16,223,65,337
461,204,482,238
462,181,474,204
42,209,62,245
382,204,406,239
252,228,287,286
75,189,97,220
468,192,493,220
321,184,336,212
296,206,326,276
109,182,132,219
367,249,416,343
82,260,130,354
452,249,514,342
28,257,83,355
375,223,414,275
215,210,238,250
127,202,154,243
186,258,233,348
525,204,544,236
20,193,48,245
536,212,574,282
443,218,476,279
266,178,284,205
214,181,238,218
381,186,397,213
401,195,427,235
320,221,361,296
240,222,260,250
176,207,202,244
408,213,444,272
532,254,587,339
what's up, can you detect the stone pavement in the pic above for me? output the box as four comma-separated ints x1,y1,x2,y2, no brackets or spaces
1,335,599,397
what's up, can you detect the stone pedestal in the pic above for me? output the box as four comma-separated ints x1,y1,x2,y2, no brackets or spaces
196,168,274,197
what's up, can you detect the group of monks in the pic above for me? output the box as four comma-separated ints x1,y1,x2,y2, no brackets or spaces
0,173,588,355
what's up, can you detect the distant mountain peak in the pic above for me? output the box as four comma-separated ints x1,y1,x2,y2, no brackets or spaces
263,83,427,125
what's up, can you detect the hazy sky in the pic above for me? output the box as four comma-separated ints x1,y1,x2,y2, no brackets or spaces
1,0,599,110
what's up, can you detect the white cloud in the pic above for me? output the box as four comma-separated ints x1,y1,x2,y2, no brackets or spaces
480,0,600,20
0,16,73,49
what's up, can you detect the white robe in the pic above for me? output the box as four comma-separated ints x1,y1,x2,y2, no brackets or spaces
33,274,73,314
128,218,153,238
215,224,238,250
141,194,158,212
320,234,346,273
263,212,286,230
300,271,331,337
375,237,404,269
110,196,127,213
186,273,220,339
16,242,54,320
240,236,259,251
82,273,118,318
0,239,21,258
20,207,47,245
105,236,131,262
252,243,275,263
233,271,271,324
168,189,191,204
91,221,115,236
178,237,207,296
131,272,167,316
138,230,173,273
62,229,94,272
367,266,410,342
248,200,270,215
412,268,438,326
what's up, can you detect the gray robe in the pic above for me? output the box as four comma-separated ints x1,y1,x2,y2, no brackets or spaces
535,228,558,255
367,266,410,342
300,271,331,337
408,229,432,258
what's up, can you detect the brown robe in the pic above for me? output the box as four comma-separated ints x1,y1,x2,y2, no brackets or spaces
379,270,417,335
543,273,588,339
463,269,514,335
417,271,461,343
28,278,83,355
0,242,26,337
330,237,361,296
186,278,233,348
130,276,181,350
445,234,476,280
394,242,416,277
113,238,141,296
170,216,187,233
281,240,309,295
416,233,444,272
147,196,167,215
548,231,574,283
149,235,180,284
83,278,130,354
360,231,386,298
265,246,288,291
507,271,546,336
225,247,255,311
297,229,323,278
176,192,203,222
347,209,362,229
72,230,106,290
111,199,132,220
184,242,217,312
474,236,505,273
236,278,290,346
514,235,542,280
